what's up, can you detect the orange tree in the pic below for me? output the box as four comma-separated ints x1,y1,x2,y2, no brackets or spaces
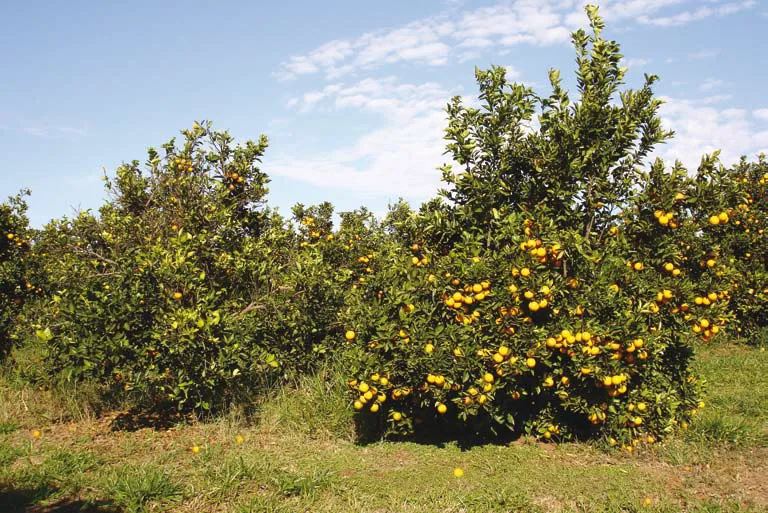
625,153,767,345
0,192,36,359
698,155,768,342
286,202,386,360
339,6,702,449
30,123,344,411
623,156,736,345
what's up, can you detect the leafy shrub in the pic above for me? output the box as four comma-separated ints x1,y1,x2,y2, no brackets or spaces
699,156,768,341
31,123,345,411
339,7,703,449
0,192,35,359
623,156,736,345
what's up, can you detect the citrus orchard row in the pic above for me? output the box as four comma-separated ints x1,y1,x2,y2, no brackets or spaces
0,6,765,448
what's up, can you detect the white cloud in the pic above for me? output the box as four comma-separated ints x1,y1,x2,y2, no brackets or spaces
287,77,450,119
503,65,523,80
688,49,720,60
624,57,651,69
275,1,752,81
14,125,88,138
457,50,481,63
272,78,455,197
693,94,734,105
275,18,456,80
271,0,763,202
658,95,768,168
458,37,494,48
638,0,755,27
590,0,687,22
699,78,725,92
274,40,354,80
275,85,768,202
754,109,768,122
455,2,572,45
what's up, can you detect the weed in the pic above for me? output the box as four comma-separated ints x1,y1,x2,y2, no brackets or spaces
0,421,18,435
105,464,182,513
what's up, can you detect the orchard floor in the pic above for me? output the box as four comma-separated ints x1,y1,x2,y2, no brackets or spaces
1,343,767,513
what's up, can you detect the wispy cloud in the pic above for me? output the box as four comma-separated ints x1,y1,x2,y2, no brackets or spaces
274,19,454,80
688,49,720,60
275,1,754,81
0,123,89,138
637,0,755,27
270,0,763,202
578,0,686,23
271,77,455,197
699,78,726,92
503,65,522,81
659,95,768,167
624,57,651,69
276,79,768,201
754,109,768,122
24,126,88,138
287,77,452,118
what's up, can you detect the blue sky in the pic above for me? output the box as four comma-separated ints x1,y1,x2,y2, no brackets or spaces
1,0,767,226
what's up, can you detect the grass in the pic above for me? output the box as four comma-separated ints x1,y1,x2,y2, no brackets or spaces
0,343,766,513
106,464,183,513
691,345,768,445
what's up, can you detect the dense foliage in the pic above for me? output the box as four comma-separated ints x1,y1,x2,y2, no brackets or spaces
3,6,766,448
695,156,768,340
340,8,707,449
28,125,352,410
0,192,35,359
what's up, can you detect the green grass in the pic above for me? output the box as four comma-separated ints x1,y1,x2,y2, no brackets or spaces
0,421,18,435
255,359,356,441
0,342,766,513
105,464,183,513
689,345,768,446
0,440,23,467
